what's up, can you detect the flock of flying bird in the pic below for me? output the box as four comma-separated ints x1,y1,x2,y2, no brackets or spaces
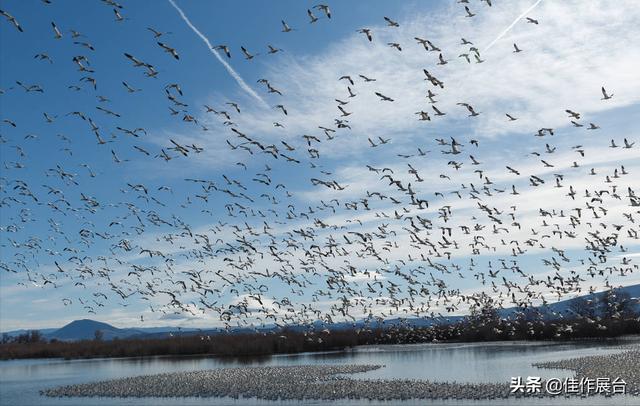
1,0,639,337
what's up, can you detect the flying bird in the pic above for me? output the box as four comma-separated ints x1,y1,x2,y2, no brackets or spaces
113,8,125,22
157,42,179,60
357,28,373,42
383,16,399,27
464,6,475,17
307,9,319,23
281,20,293,32
51,21,62,39
147,27,171,38
375,92,394,102
241,46,257,60
313,4,331,19
275,104,288,115
213,44,231,58
1,9,23,32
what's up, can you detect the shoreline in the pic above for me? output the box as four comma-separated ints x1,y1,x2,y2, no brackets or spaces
5,334,639,362
42,348,640,401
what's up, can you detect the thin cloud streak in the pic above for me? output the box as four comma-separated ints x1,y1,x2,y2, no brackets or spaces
167,0,268,107
483,0,543,52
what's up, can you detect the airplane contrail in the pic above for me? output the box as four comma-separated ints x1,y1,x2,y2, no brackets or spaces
483,0,543,52
167,0,268,107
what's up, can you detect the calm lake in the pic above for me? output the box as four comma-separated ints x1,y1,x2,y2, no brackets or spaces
1,338,639,406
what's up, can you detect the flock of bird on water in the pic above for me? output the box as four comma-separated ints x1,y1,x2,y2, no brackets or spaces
1,0,638,340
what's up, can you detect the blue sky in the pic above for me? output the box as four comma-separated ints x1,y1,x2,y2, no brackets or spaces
1,0,639,331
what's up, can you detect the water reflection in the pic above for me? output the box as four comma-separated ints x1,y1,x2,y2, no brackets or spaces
1,338,638,406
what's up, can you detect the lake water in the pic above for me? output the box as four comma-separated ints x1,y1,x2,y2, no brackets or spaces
1,338,639,406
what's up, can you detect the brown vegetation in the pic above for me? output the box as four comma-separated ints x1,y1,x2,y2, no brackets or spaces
2,311,639,361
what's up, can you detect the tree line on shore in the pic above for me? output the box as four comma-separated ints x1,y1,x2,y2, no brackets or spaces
2,289,638,360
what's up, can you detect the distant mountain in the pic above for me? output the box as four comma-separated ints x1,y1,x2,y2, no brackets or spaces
44,319,208,341
513,284,640,318
2,320,202,342
1,328,58,338
381,284,640,328
45,319,139,341
3,284,639,341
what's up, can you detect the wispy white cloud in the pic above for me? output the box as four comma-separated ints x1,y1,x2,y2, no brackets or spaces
4,0,640,331
167,0,268,107
169,0,640,169
483,0,544,52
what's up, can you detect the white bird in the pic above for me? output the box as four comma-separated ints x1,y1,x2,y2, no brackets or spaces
122,81,141,93
313,4,331,19
147,27,170,38
275,104,288,115
307,9,318,23
157,42,179,60
375,92,394,102
464,6,475,17
357,28,372,42
281,20,293,32
241,46,257,60
124,53,147,67
338,105,351,116
0,9,23,32
51,21,62,39
384,16,399,27
113,8,125,22
213,45,231,58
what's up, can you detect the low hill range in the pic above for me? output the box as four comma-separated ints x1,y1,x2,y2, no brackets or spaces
3,284,639,342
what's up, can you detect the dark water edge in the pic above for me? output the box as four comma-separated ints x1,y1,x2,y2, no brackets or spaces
1,338,639,406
